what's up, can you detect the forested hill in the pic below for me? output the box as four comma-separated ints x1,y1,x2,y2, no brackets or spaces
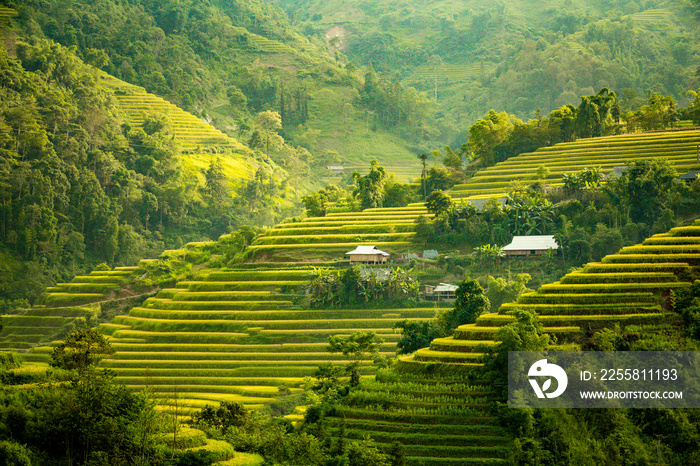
3,0,434,173
0,0,440,309
0,36,295,309
273,0,700,144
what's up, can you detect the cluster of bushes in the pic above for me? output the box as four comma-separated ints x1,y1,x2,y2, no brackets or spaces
308,266,419,308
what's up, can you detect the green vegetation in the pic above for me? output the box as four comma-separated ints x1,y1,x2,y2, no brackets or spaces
0,329,243,466
4,1,700,464
273,0,700,145
451,129,700,199
8,0,430,184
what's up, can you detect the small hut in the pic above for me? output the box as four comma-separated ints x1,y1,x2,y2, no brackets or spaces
345,245,390,264
679,170,700,183
503,235,558,257
424,283,458,301
423,250,439,260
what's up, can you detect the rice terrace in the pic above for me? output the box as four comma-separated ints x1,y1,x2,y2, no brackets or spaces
2,0,700,464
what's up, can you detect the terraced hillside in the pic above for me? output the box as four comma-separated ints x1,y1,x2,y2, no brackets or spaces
326,370,510,465
244,204,428,262
97,73,264,188
0,6,16,24
329,220,700,465
411,220,700,366
406,62,497,86
20,204,437,410
451,129,700,199
0,266,145,351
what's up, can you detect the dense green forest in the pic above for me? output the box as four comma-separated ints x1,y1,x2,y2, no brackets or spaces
273,0,700,144
0,38,297,310
3,0,437,171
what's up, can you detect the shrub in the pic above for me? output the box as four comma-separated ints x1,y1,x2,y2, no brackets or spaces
0,352,22,370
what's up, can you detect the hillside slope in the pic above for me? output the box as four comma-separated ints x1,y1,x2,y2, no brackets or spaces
329,219,700,465
5,0,429,181
19,207,436,409
274,0,700,142
0,25,299,310
451,128,700,199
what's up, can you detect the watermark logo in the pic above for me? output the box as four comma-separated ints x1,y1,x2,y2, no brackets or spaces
528,359,568,398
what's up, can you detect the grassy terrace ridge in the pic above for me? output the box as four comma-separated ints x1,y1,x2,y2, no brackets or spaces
330,220,700,465
96,73,275,196
449,129,700,199
0,266,146,351
13,203,436,409
244,206,424,261
0,6,17,19
325,369,510,465
412,220,700,370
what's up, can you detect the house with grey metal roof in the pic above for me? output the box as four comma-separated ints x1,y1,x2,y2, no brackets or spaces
605,166,628,180
423,250,439,260
502,235,558,257
679,170,700,183
424,282,458,301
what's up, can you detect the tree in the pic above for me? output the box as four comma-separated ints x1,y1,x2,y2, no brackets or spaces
414,215,433,244
473,244,504,266
672,280,700,338
352,160,387,209
204,157,229,211
443,146,462,171
425,166,452,193
466,110,518,164
346,439,391,466
535,164,549,180
394,320,443,354
417,153,428,201
626,92,678,131
254,110,283,157
192,401,248,431
0,441,32,466
480,309,550,398
425,190,452,217
438,278,490,334
50,326,115,373
575,88,620,138
607,159,677,230
383,177,416,208
302,192,327,217
485,274,533,311
686,87,700,125
327,331,383,385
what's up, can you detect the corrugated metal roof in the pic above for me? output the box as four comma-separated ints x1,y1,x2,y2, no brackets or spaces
605,166,628,179
346,245,390,256
503,235,558,251
423,250,439,259
434,283,458,292
679,170,700,180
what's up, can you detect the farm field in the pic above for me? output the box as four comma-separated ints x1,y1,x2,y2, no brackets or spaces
451,129,700,199
19,204,439,410
5,122,700,463
325,219,700,464
407,220,700,368
243,205,429,262
97,73,267,192
0,266,145,351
